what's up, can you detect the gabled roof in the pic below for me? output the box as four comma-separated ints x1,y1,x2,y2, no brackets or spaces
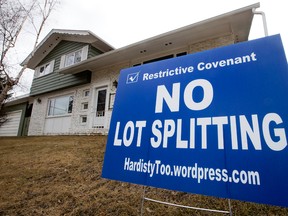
58,3,260,75
22,29,115,69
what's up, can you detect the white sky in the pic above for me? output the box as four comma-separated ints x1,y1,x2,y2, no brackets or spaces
48,0,287,50
13,0,288,95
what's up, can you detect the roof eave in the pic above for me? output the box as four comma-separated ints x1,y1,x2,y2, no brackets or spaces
59,3,260,74
21,29,115,69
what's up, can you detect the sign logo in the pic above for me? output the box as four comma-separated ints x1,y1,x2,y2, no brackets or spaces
126,72,139,84
102,35,288,208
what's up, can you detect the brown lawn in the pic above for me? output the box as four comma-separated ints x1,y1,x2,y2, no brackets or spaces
0,135,287,215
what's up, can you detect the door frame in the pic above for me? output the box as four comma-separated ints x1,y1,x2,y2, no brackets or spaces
92,85,109,129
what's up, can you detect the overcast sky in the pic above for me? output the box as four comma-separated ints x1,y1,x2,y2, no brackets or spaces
14,0,288,96
47,0,287,50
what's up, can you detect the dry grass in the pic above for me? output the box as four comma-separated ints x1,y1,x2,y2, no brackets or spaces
0,135,287,216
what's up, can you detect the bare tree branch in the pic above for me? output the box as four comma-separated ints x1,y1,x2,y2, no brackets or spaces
0,0,59,116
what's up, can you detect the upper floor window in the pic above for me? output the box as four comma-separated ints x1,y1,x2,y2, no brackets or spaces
60,45,89,69
47,95,74,117
132,51,187,67
35,60,55,77
65,49,82,67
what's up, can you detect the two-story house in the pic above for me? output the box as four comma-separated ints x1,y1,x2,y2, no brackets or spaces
0,3,260,136
21,29,114,135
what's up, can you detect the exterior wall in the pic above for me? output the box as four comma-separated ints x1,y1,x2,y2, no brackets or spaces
28,96,50,135
28,63,128,136
28,34,236,136
88,45,103,58
30,40,102,96
30,71,91,96
69,62,128,134
37,41,103,73
29,88,73,135
189,34,236,53
1,102,29,136
85,62,129,133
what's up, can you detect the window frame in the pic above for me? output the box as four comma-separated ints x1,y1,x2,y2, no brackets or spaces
83,89,90,97
80,115,88,125
64,49,82,67
60,45,89,69
35,60,55,77
47,95,74,117
81,102,89,111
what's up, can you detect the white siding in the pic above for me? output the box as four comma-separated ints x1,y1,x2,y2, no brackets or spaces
0,111,22,136
28,62,126,135
44,116,71,134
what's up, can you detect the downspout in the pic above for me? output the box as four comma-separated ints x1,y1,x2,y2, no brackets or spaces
252,8,268,37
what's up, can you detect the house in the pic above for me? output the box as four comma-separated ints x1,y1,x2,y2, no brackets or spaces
0,94,33,136
0,3,260,136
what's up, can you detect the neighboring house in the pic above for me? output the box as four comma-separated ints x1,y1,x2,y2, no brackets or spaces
0,3,260,136
0,95,33,136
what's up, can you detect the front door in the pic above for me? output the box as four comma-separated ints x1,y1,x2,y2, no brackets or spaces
93,87,107,128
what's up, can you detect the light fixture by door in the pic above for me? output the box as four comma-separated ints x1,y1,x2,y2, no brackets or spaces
112,80,118,88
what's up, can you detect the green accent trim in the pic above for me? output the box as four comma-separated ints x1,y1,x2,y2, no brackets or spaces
37,41,103,71
88,45,103,58
3,102,28,136
30,71,91,96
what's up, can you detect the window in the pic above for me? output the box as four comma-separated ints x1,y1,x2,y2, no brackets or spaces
81,102,88,110
132,52,187,67
143,54,174,64
96,89,107,117
48,95,74,116
176,52,187,57
83,90,90,97
65,49,82,67
36,60,54,77
60,45,88,69
80,115,87,124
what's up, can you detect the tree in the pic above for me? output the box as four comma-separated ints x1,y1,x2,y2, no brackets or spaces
0,75,10,126
0,0,58,126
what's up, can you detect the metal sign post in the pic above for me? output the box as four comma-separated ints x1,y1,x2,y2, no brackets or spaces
140,187,232,215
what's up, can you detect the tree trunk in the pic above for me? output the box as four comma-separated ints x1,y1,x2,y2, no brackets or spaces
0,82,13,108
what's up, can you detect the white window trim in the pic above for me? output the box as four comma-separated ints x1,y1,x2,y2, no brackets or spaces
80,115,88,125
83,89,90,97
35,60,55,78
59,45,89,69
47,95,74,117
81,102,89,111
81,45,89,61
90,85,110,129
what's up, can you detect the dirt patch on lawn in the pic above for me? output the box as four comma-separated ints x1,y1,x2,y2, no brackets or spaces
0,136,287,215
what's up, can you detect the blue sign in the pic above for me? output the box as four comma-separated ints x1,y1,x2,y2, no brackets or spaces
102,35,288,207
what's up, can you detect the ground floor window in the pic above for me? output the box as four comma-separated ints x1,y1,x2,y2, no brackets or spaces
81,102,89,110
48,95,74,116
80,115,87,124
